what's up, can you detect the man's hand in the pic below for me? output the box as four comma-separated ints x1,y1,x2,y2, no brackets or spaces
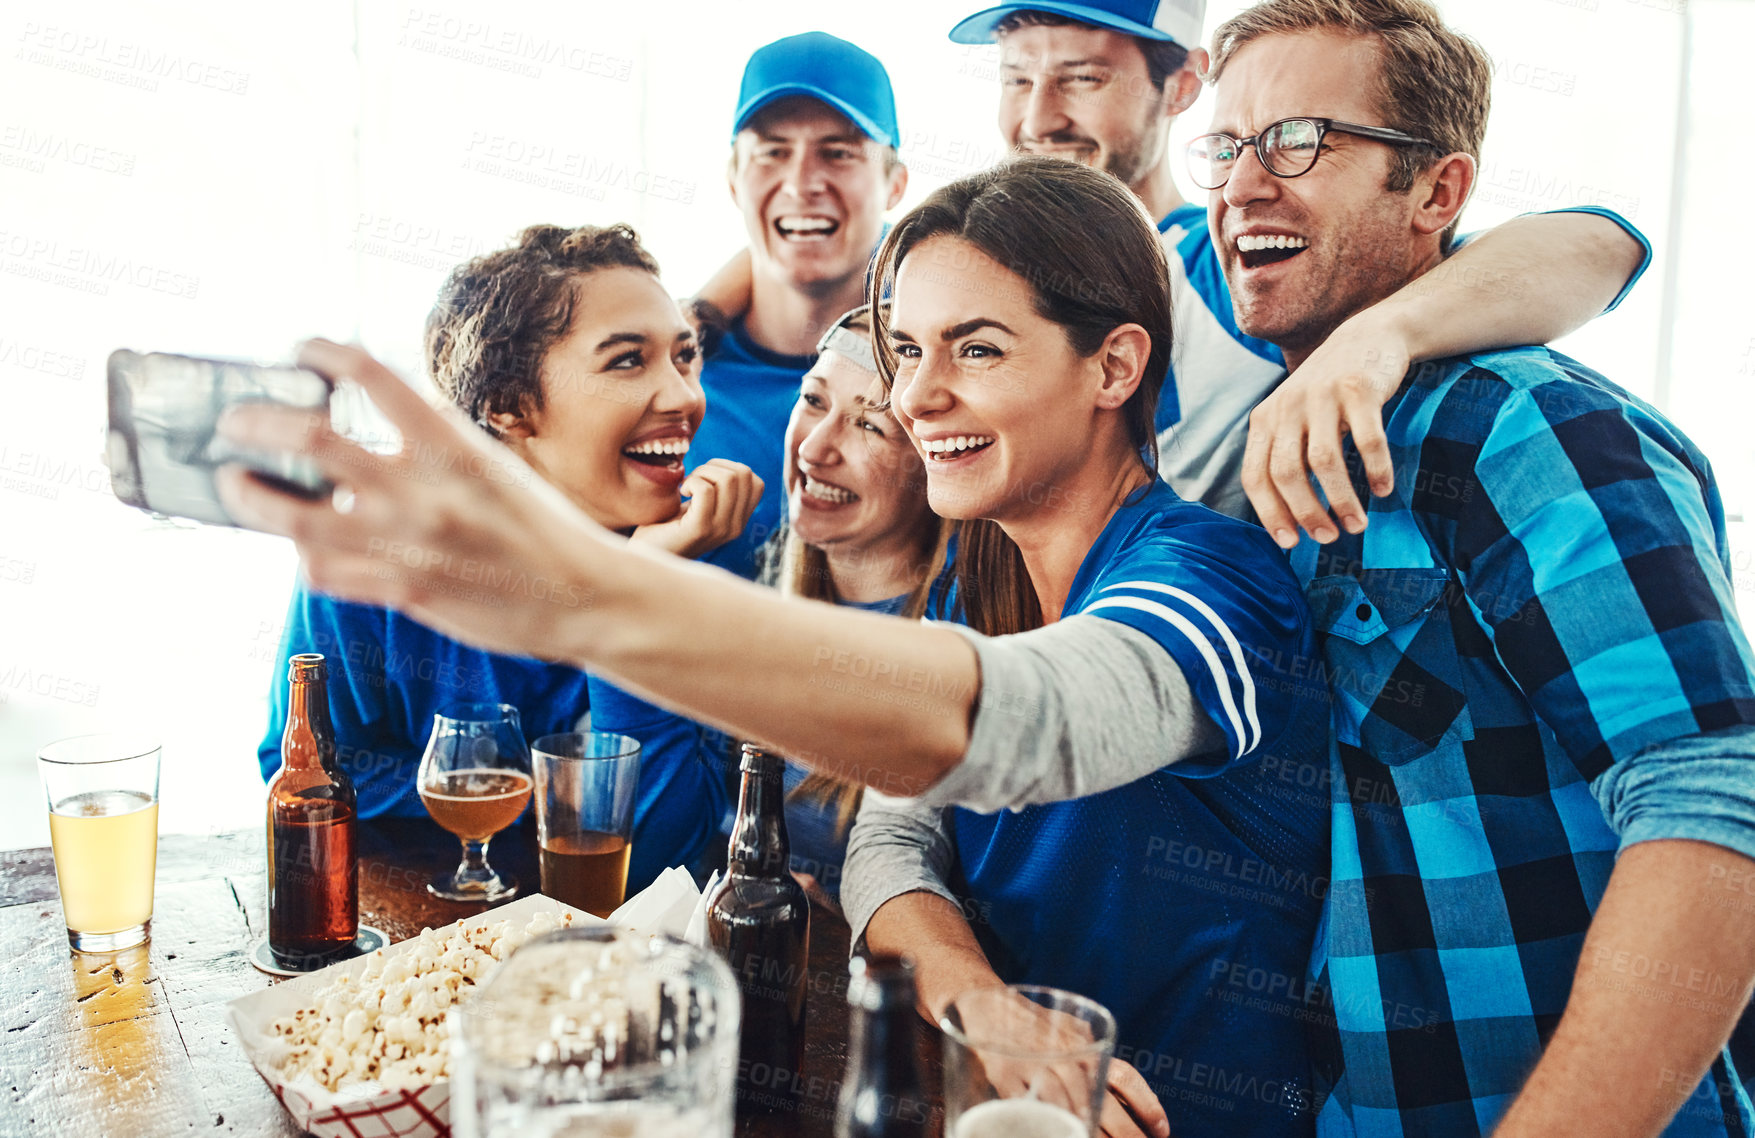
1241,311,1411,548
628,459,763,560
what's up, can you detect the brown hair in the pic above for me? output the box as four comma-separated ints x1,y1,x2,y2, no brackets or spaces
424,223,661,429
996,9,1192,90
867,155,1171,637
765,305,955,835
1207,0,1488,243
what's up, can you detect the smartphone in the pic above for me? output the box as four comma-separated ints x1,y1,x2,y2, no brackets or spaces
107,348,334,527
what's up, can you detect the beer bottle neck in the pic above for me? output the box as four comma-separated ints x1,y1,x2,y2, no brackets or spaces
847,1001,921,1094
727,756,789,877
841,965,926,1137
283,671,338,773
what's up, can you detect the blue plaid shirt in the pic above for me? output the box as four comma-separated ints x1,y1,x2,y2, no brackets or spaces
1282,346,1755,1136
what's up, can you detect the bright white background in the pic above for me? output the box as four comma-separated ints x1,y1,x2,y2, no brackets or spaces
1,0,1749,848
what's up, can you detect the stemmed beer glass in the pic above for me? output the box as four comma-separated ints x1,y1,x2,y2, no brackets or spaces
418,702,533,902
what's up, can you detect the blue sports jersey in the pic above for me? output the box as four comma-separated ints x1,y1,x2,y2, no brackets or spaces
258,586,721,895
688,319,814,580
950,479,1332,1136
1155,206,1652,520
1287,347,1755,1136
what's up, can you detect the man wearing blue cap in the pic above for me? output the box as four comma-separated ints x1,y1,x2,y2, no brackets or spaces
686,31,907,581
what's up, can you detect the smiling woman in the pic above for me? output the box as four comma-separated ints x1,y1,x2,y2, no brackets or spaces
255,222,761,893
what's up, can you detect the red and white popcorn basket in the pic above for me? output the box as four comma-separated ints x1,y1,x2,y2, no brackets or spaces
225,869,703,1138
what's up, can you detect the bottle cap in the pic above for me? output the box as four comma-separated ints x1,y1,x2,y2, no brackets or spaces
847,954,915,1012
738,742,779,773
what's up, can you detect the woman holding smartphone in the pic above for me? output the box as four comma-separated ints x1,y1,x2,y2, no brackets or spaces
223,158,1328,1135
257,223,760,890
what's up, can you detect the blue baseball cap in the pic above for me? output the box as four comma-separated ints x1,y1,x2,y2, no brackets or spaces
732,32,900,149
949,0,1205,50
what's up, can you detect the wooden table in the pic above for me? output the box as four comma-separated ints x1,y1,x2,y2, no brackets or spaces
0,817,944,1136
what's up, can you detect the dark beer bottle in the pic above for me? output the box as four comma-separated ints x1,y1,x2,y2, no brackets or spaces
267,653,359,968
836,955,931,1138
705,743,810,1115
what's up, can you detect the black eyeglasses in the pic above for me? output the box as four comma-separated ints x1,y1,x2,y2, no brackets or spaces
1186,117,1439,190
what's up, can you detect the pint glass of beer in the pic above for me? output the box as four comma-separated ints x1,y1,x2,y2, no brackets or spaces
38,734,162,953
941,985,1117,1138
531,733,641,918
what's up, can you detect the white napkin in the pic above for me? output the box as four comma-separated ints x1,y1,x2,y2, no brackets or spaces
684,869,721,946
608,865,702,938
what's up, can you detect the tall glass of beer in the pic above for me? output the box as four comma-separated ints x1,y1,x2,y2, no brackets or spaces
940,985,1117,1138
38,734,161,953
531,733,641,917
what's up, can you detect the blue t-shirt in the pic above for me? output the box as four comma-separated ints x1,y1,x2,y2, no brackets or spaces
949,480,1331,1137
688,319,814,580
257,585,722,894
1155,205,1652,520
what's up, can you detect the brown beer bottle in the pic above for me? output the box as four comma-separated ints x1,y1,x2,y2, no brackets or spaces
836,955,931,1138
267,653,359,968
705,743,810,1115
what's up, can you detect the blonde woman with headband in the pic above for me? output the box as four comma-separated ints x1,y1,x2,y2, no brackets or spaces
763,303,953,910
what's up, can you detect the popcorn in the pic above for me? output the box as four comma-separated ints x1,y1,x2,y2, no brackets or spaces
265,910,577,1093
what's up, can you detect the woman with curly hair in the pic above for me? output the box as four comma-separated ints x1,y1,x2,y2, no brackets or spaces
256,223,761,891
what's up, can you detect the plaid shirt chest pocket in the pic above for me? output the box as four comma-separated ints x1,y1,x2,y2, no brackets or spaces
1307,569,1475,764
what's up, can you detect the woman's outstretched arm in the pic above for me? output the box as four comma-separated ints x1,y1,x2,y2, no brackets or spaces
218,339,977,798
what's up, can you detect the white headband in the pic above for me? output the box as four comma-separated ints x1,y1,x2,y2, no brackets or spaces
816,324,877,373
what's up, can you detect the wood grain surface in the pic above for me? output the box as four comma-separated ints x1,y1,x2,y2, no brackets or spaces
0,818,944,1137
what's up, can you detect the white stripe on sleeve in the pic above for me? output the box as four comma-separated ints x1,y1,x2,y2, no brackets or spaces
1083,594,1253,755
1099,580,1263,753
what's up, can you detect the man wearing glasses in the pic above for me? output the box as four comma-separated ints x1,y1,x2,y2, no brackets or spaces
1191,0,1755,1133
847,2,1651,1130
946,0,1648,527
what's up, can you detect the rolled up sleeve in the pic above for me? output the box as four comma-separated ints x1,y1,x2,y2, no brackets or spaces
841,790,961,951
1593,724,1755,864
